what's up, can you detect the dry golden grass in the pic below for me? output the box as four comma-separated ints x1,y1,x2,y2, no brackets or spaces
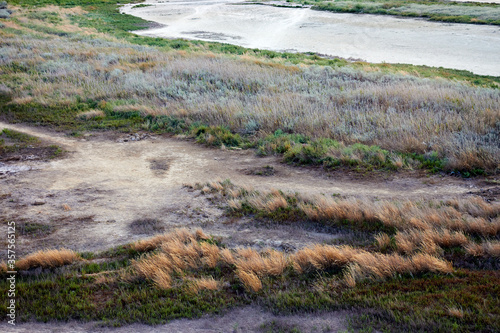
195,229,209,240
191,277,221,293
235,248,267,276
16,249,80,271
132,253,173,280
374,233,392,250
264,194,288,212
237,270,262,292
465,241,500,257
227,198,242,210
201,181,499,240
395,228,468,254
292,244,356,273
220,248,235,265
262,249,288,276
200,242,220,268
131,229,454,293
411,253,453,273
292,243,452,282
395,233,418,254
153,269,172,290
209,181,224,192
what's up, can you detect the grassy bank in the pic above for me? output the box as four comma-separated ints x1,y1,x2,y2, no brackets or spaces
1,5,499,174
285,0,500,26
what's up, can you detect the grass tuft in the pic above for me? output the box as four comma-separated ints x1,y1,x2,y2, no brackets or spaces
16,249,80,270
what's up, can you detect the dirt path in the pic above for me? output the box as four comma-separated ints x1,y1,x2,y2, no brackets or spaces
0,121,491,256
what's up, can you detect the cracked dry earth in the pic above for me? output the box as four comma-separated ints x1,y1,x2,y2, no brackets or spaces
0,121,492,257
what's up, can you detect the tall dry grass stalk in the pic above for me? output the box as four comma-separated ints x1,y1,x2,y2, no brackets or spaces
16,249,80,270
237,270,262,292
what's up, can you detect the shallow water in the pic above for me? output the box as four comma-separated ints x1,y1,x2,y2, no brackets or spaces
122,0,500,76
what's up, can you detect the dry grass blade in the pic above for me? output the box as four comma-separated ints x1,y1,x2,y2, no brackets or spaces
191,277,221,293
237,270,262,292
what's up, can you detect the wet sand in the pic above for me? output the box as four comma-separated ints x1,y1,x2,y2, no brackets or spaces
121,0,500,76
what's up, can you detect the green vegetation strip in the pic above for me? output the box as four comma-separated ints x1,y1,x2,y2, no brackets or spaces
0,128,62,159
287,0,500,26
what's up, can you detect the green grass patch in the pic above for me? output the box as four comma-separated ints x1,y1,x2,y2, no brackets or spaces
0,241,497,332
257,130,448,173
1,128,39,143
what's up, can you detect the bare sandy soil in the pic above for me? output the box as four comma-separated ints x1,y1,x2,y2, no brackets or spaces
121,0,500,76
0,306,350,333
0,121,491,258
